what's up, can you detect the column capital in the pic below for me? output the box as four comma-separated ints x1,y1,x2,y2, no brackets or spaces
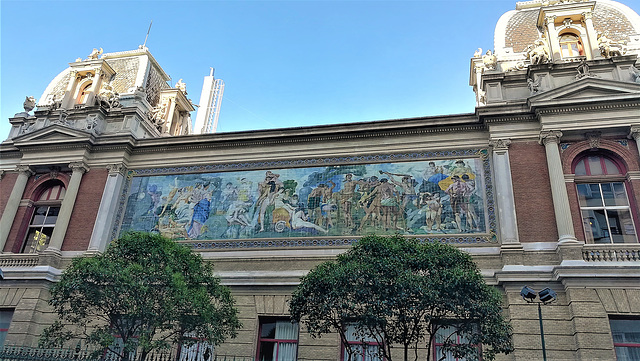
69,161,89,174
15,165,34,176
581,11,593,21
539,130,563,145
489,138,512,151
545,15,557,27
629,125,640,140
106,163,127,176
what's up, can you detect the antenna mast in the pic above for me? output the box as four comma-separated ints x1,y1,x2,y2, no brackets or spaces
142,21,153,48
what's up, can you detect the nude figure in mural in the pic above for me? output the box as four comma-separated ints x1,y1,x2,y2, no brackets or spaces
420,192,442,231
291,208,328,233
307,181,335,227
380,171,418,213
445,175,472,232
358,176,382,231
461,174,480,231
256,171,283,232
376,178,403,231
338,174,364,228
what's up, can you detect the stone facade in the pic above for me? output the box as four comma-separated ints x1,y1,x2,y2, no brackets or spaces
1,1,639,360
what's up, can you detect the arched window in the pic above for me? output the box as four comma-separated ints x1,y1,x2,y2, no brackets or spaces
21,181,66,253
76,82,92,104
559,33,584,58
573,154,637,244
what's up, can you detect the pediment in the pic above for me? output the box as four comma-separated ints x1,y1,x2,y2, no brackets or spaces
529,77,640,106
12,124,95,146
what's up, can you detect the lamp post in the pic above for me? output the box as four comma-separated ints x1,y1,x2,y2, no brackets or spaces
521,286,557,361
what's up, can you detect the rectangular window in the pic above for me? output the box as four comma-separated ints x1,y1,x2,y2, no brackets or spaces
577,183,637,244
433,326,479,361
257,318,298,361
341,324,382,361
610,318,640,360
178,334,214,361
0,309,14,347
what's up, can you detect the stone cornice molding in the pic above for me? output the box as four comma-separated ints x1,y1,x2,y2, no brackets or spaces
69,161,89,174
133,124,488,154
489,139,512,151
535,102,640,116
539,130,563,145
484,115,537,124
106,163,127,176
15,165,35,176
629,126,640,140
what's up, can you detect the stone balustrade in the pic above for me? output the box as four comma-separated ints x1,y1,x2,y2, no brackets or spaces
582,244,640,262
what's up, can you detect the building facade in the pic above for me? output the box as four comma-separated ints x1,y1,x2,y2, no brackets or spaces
1,0,639,360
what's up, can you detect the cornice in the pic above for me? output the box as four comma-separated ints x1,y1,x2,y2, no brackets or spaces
484,114,538,124
132,123,488,154
535,101,640,116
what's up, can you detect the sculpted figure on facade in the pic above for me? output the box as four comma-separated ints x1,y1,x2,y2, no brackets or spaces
525,38,550,65
482,50,497,70
87,47,103,60
96,83,121,110
474,48,482,58
598,33,627,58
175,79,187,94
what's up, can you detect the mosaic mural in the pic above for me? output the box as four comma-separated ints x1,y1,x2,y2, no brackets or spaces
119,155,491,242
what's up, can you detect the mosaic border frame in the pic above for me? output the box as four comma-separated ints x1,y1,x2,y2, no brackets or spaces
111,148,497,248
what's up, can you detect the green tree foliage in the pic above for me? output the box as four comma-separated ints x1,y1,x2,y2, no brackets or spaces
40,232,241,360
289,235,513,361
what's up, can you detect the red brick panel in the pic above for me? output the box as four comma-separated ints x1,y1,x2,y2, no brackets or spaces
62,168,108,251
4,205,31,253
509,141,558,242
566,182,586,242
0,172,18,216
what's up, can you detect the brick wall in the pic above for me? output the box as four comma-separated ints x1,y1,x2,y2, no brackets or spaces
0,172,18,217
509,141,558,243
61,168,108,251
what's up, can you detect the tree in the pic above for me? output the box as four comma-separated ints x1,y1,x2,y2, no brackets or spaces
289,235,513,361
40,232,241,360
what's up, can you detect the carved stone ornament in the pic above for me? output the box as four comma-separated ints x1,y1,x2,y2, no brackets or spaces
584,131,601,149
106,163,127,176
15,165,34,176
175,79,187,94
23,96,36,113
598,32,627,58
525,38,550,65
69,161,90,174
544,15,557,27
482,50,497,70
575,60,596,80
629,126,640,141
539,130,563,145
49,166,61,180
87,48,103,60
474,48,482,58
527,77,541,95
96,82,121,110
489,139,512,150
630,66,640,84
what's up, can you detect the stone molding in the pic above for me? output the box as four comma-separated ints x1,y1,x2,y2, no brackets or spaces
489,138,512,151
69,161,89,174
15,165,34,176
106,163,127,176
629,125,640,140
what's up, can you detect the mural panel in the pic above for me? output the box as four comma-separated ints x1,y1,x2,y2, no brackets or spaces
119,154,492,243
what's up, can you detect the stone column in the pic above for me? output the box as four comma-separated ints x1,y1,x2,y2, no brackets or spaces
545,16,560,60
489,139,520,245
629,126,640,156
539,131,578,243
87,163,126,253
582,12,599,59
0,165,34,252
46,161,89,253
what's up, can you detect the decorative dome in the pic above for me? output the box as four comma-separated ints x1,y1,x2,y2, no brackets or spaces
495,0,640,56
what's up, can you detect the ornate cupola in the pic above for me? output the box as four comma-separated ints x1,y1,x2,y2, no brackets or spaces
470,0,640,107
6,47,195,142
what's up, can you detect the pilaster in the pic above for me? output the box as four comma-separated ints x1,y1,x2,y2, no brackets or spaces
0,166,34,252
539,131,578,244
629,126,640,157
86,163,127,254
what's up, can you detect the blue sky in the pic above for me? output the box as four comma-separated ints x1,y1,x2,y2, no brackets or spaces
2,0,638,140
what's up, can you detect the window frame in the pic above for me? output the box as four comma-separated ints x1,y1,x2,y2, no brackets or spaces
432,326,481,361
0,309,14,347
20,181,66,253
572,153,639,244
340,323,383,361
609,317,640,360
558,32,584,58
256,317,299,361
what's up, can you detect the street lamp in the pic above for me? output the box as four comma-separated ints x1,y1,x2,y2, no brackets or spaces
521,286,557,361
